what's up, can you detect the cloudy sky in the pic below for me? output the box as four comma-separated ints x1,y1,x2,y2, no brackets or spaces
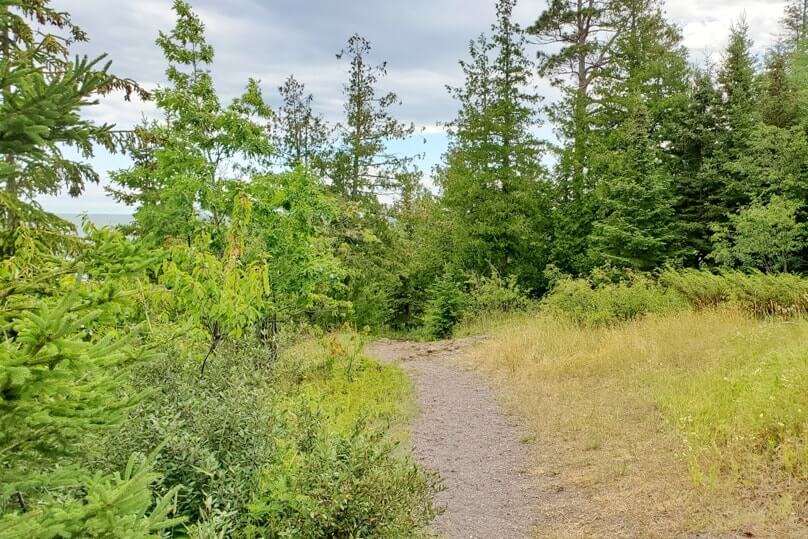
40,0,789,214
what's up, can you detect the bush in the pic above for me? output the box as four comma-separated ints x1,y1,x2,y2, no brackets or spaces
660,268,808,316
542,275,687,325
465,270,530,318
95,341,277,527
96,335,437,535
245,407,439,538
421,269,468,339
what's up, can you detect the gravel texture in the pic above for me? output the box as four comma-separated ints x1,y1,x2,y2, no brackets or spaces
366,338,539,538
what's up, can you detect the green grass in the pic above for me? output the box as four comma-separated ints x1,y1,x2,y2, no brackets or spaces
461,307,808,536
276,331,416,439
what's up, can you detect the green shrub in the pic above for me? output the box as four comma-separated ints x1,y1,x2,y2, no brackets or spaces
542,275,687,325
465,270,530,318
95,341,277,527
660,268,808,316
421,269,468,339
97,335,437,536
245,407,439,539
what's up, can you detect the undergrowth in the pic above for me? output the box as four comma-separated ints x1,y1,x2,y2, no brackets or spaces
94,332,439,536
464,297,808,535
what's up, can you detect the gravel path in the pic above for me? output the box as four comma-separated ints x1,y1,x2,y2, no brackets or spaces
366,338,539,538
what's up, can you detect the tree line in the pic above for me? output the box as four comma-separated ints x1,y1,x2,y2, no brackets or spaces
4,0,808,334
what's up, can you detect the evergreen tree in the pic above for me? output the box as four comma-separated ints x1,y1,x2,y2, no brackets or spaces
589,100,681,270
441,0,550,289
274,76,330,171
0,1,139,256
760,50,799,129
528,0,618,199
782,0,808,48
672,68,724,263
0,249,182,535
330,34,416,202
109,0,273,249
528,0,619,274
712,19,759,213
583,0,690,270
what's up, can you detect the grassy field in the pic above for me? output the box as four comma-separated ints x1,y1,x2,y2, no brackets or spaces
460,307,808,536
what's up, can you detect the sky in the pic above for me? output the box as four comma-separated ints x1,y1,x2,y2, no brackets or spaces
39,0,789,214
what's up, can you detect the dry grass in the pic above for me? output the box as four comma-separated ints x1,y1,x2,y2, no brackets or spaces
459,307,808,537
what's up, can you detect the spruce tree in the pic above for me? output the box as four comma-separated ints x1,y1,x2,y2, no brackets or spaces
0,1,139,256
0,250,181,534
441,0,550,289
672,68,724,263
584,0,690,271
330,34,416,202
589,100,680,270
713,19,759,213
760,50,799,129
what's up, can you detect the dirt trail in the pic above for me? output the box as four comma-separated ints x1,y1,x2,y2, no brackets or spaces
366,338,540,538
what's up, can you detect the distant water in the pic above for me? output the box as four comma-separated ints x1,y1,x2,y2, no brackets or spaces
58,213,134,230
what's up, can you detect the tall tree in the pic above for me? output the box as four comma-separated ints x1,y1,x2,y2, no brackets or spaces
441,0,550,289
528,0,619,200
782,0,808,48
528,0,620,273
109,0,273,249
672,68,724,263
273,75,330,171
330,34,416,202
760,50,799,129
713,19,759,214
0,1,139,256
589,100,681,270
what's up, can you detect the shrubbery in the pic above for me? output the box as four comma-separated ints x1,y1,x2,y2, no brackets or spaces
660,268,808,316
539,269,808,327
421,269,469,339
245,415,438,538
541,274,687,325
94,335,438,535
420,269,532,339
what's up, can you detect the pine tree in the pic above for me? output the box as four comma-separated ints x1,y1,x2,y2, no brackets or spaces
441,0,550,289
589,100,681,270
782,0,808,48
528,0,618,200
274,76,330,171
527,0,620,274
0,1,140,256
330,34,416,202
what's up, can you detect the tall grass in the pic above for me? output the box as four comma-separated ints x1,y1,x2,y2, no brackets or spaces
462,307,808,535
